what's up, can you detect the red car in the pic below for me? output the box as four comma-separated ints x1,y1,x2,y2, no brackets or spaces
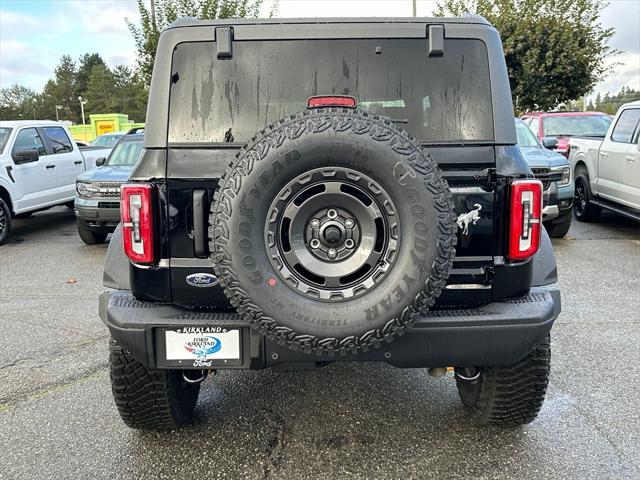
521,111,612,157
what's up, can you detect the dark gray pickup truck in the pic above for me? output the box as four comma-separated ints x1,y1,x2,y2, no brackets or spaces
99,16,560,430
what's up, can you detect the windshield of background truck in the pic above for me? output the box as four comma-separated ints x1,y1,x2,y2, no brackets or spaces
515,120,541,147
168,38,494,144
0,128,11,153
106,138,143,166
91,134,122,148
543,115,611,137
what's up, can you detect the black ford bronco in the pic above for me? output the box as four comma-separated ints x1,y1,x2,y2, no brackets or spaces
100,16,560,429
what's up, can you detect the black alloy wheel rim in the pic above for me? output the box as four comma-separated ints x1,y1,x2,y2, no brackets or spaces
575,181,586,215
265,167,400,301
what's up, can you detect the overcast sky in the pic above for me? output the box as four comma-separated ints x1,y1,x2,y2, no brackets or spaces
1,0,638,102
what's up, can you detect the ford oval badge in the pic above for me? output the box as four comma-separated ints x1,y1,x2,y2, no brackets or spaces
186,273,219,288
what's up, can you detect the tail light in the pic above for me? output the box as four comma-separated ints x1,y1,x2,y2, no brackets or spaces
508,179,543,261
307,95,357,108
121,184,155,264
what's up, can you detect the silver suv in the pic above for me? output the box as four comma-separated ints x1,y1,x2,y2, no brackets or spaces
74,130,143,244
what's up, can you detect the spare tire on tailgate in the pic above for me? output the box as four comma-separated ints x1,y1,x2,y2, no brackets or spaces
210,108,456,355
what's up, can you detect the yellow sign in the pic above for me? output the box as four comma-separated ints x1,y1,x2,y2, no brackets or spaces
96,120,115,135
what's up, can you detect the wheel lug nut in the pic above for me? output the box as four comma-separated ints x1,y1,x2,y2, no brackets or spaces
327,248,337,259
309,219,320,229
344,219,354,229
310,239,321,249
345,239,355,249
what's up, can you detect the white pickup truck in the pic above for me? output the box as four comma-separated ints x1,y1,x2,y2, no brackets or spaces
0,120,105,245
569,101,640,222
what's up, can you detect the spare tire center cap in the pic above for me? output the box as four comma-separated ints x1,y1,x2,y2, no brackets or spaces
324,226,342,244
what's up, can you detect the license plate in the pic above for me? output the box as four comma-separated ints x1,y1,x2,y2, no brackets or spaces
164,327,241,367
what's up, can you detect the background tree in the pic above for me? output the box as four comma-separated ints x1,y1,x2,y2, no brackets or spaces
76,53,108,96
589,86,640,114
0,85,42,120
84,64,116,115
0,52,152,122
112,66,147,121
436,0,615,112
39,55,80,122
126,0,272,88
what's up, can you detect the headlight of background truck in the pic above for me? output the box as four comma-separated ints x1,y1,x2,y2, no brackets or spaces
76,181,99,198
552,166,571,186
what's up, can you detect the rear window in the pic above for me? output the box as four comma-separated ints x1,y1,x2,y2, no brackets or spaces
543,115,611,137
168,39,494,144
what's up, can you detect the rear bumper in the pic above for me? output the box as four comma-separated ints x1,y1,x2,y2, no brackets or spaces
99,284,561,370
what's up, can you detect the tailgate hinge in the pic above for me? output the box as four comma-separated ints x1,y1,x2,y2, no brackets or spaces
215,26,234,59
427,25,444,56
486,168,497,188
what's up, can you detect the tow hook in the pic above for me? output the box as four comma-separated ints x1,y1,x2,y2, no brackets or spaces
182,369,211,384
455,367,481,382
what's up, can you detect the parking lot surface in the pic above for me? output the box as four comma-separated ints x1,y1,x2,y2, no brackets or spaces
1,207,639,480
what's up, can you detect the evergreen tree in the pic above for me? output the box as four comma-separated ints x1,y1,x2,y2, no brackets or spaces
84,64,116,114
77,53,108,96
39,55,80,122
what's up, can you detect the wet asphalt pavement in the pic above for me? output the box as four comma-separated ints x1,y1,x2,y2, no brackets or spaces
0,207,639,480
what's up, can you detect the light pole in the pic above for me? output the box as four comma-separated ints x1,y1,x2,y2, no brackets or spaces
55,105,63,122
78,96,87,125
412,0,416,16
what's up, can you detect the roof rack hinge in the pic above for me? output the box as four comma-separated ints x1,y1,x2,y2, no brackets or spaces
428,25,444,57
215,26,233,59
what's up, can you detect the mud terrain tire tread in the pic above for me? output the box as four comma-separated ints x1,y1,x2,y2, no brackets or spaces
456,335,551,426
109,339,200,430
209,108,456,355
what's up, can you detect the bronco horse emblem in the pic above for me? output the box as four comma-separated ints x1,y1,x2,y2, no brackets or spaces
456,203,482,235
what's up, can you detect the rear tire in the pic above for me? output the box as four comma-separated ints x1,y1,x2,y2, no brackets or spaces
574,175,601,222
0,198,11,245
109,339,201,430
455,335,550,426
77,224,108,244
544,211,572,238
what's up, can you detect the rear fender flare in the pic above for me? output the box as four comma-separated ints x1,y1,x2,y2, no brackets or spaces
531,228,557,286
103,223,131,290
